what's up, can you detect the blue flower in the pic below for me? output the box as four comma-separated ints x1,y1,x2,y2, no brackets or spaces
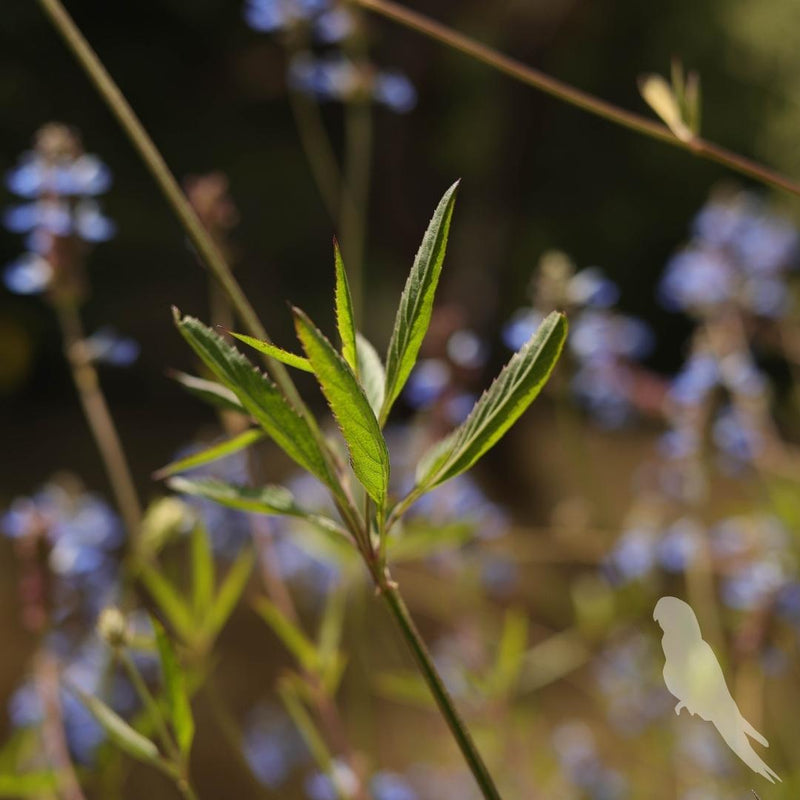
711,406,763,467
372,71,417,113
85,326,140,367
568,267,620,308
243,703,309,788
606,527,656,582
404,359,450,409
502,308,544,351
658,247,733,311
371,772,418,800
6,153,111,199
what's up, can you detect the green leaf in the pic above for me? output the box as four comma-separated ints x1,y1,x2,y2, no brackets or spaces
138,563,195,641
228,332,312,373
153,429,265,480
386,519,474,562
169,370,244,413
253,597,320,673
191,524,215,618
381,181,459,422
356,333,385,418
174,312,334,487
293,308,390,506
202,547,255,643
487,608,528,697
152,619,195,758
169,477,351,543
374,671,434,710
71,687,161,766
169,476,299,515
0,773,59,797
334,240,358,373
415,311,567,490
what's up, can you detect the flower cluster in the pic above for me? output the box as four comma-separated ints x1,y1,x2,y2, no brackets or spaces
3,123,115,297
503,250,653,427
659,188,799,318
244,0,417,113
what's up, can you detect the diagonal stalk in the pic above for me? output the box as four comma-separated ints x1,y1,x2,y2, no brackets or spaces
353,0,800,197
375,571,503,800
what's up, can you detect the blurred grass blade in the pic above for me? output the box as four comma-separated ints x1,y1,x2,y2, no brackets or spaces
227,331,312,373
374,671,434,710
191,524,215,618
487,608,528,697
203,547,255,643
174,311,335,487
169,371,245,413
138,563,195,641
153,429,265,480
253,597,320,673
152,618,194,758
334,240,358,373
416,311,567,490
70,686,161,766
381,181,459,422
0,773,59,797
356,332,386,418
293,307,390,506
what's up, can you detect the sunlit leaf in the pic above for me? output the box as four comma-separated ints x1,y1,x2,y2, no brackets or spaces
415,311,567,490
356,333,385,418
381,181,459,422
169,370,244,413
227,332,312,372
0,772,59,797
293,308,389,506
168,476,299,515
174,312,334,487
638,73,693,142
152,619,194,758
334,240,358,373
153,429,265,480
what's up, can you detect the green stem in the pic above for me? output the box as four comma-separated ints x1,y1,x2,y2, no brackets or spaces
354,0,800,197
118,651,181,765
376,573,503,800
54,300,143,540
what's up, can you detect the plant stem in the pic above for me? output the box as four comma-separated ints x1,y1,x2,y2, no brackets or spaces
354,0,800,197
118,651,181,765
376,572,503,800
54,300,143,540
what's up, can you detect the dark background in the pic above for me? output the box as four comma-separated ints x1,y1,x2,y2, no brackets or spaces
3,0,798,504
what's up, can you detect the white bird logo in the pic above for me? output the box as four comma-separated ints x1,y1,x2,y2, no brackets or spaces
654,596,780,784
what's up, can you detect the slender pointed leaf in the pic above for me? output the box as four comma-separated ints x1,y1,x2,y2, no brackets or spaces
169,476,299,515
174,312,334,487
334,240,358,373
381,181,459,421
416,311,567,490
138,563,195,640
203,547,255,642
227,331,312,372
191,524,215,618
71,687,161,766
152,619,194,758
253,597,320,673
293,308,389,505
153,429,265,480
356,332,385,418
169,370,244,413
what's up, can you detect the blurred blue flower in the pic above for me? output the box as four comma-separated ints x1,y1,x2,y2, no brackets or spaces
658,247,733,312
568,267,620,308
721,558,786,610
570,311,653,362
668,353,718,407
85,326,140,367
711,406,763,467
3,253,53,294
372,772,418,800
6,152,111,199
288,54,416,113
404,359,450,409
502,308,544,351
244,703,309,788
656,517,700,573
605,527,656,583
245,0,355,43
445,329,488,370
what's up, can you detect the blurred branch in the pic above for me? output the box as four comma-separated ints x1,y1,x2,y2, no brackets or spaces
353,0,800,197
